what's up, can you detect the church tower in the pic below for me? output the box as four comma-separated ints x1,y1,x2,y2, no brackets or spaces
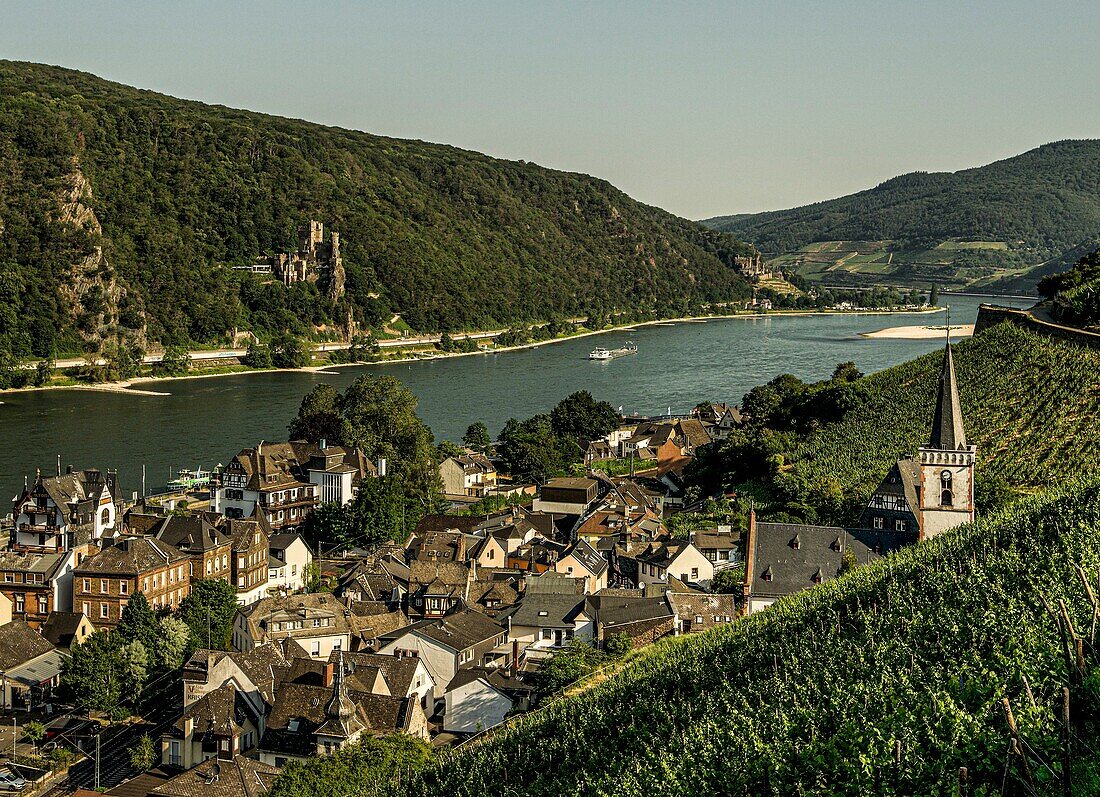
917,339,976,539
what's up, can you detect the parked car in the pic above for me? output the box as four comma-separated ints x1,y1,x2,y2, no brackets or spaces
0,769,27,791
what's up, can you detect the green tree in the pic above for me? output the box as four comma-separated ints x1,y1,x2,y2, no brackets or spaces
268,735,432,797
529,640,606,706
117,592,158,656
155,345,190,376
127,734,157,771
462,422,492,452
604,632,632,657
243,341,273,369
33,358,53,387
155,616,191,670
710,566,746,594
178,579,239,650
271,333,309,369
549,390,621,442
289,383,344,443
61,631,141,717
22,720,45,752
929,283,940,307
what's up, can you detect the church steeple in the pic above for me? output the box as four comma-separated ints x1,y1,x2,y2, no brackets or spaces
928,341,966,450
324,654,356,734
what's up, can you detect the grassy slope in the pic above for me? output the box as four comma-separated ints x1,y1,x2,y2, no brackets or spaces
784,322,1100,517
0,60,752,354
413,477,1100,796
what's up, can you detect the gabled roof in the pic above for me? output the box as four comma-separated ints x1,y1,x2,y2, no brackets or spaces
172,682,257,738
503,593,587,629
561,539,608,576
332,651,428,696
75,537,187,575
152,514,229,553
151,755,279,797
0,621,54,670
927,341,968,450
40,611,88,648
381,608,504,652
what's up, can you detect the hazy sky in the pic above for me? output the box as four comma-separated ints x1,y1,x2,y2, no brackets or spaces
2,1,1098,219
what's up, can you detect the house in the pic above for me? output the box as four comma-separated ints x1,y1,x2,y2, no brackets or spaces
583,591,675,648
692,402,743,440
443,668,515,734
501,592,589,652
0,621,67,711
233,593,381,658
553,539,609,594
147,514,233,583
634,539,714,588
40,611,94,650
406,561,472,619
532,477,598,516
439,452,497,499
742,515,911,614
74,537,193,627
667,592,738,634
407,531,465,564
267,534,312,593
150,756,279,797
691,529,741,570
11,467,123,552
0,551,79,626
329,650,435,712
376,608,508,700
164,681,264,769
225,517,271,605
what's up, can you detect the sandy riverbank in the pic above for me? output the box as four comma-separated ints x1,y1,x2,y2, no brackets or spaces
860,323,973,340
1,306,943,397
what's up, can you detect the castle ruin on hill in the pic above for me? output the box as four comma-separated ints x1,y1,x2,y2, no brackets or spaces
239,220,345,301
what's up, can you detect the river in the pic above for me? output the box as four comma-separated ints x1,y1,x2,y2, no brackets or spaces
0,296,1028,499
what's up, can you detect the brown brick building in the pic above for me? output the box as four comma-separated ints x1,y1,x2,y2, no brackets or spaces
73,538,192,628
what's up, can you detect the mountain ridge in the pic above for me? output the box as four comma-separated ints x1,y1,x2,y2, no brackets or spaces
0,60,753,363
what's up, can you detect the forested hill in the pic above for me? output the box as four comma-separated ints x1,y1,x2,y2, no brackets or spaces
702,140,1100,292
0,61,753,362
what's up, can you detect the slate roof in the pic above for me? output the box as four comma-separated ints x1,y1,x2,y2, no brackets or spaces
151,755,279,797
562,539,608,576
171,682,257,738
928,341,968,450
585,594,672,629
381,609,504,653
151,514,229,553
413,514,481,536
503,593,587,629
182,644,291,705
0,551,66,578
748,522,912,601
331,651,425,696
40,611,88,648
692,531,740,551
667,593,738,632
867,458,920,516
74,537,187,575
0,621,54,670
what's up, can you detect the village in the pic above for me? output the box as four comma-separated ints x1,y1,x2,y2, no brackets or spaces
0,338,973,797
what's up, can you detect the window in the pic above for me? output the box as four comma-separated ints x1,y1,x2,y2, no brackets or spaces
311,641,321,656
694,615,703,624
873,516,884,530
100,579,108,594
206,560,212,575
82,601,90,616
100,603,109,619
940,470,954,507
238,556,246,569
14,595,24,613
82,578,90,592
541,629,553,640
119,581,128,595
3,573,12,584
38,595,48,614
690,568,699,580
895,519,906,532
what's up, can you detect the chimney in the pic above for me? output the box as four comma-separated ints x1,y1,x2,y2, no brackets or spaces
511,639,519,669
323,662,335,688
319,438,327,450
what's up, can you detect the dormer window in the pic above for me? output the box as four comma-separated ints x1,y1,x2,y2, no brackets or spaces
789,535,801,550
830,537,843,552
811,569,824,584
761,567,773,582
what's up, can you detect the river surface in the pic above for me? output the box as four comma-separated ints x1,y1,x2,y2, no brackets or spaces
0,296,1028,499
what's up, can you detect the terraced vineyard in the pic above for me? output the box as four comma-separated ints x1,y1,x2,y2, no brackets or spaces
408,477,1100,795
782,321,1100,517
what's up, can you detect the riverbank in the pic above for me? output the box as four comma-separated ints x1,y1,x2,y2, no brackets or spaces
2,306,944,397
860,323,974,340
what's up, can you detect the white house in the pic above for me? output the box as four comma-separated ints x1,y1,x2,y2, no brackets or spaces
502,592,590,652
443,669,513,734
267,533,313,592
12,468,123,552
553,539,609,594
635,540,714,588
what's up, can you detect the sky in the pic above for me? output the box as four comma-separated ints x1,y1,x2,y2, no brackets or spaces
2,1,1098,220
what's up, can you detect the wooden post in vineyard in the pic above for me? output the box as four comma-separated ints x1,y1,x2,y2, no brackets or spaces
957,766,968,797
1061,687,1071,797
1001,698,1035,792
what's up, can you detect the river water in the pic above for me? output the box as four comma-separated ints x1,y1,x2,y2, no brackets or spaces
0,296,1027,500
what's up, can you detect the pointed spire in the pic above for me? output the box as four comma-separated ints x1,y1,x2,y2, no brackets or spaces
928,339,967,450
325,653,356,733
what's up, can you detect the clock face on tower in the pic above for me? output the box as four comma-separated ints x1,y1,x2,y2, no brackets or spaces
940,470,952,482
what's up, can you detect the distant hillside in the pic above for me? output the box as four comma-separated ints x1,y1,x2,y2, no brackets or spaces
0,61,752,362
1038,249,1100,330
702,141,1100,293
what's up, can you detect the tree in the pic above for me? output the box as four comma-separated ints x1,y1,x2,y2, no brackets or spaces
271,334,309,369
155,616,191,670
929,283,940,307
436,440,464,460
33,358,53,387
529,639,605,706
830,361,863,383
243,341,273,369
710,566,745,594
156,345,190,376
178,579,239,650
61,631,143,718
549,390,620,442
289,383,344,444
128,734,157,771
117,593,158,656
462,422,492,453
268,735,432,797
22,721,45,752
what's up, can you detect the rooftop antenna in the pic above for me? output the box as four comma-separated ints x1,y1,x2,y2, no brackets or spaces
56,454,61,477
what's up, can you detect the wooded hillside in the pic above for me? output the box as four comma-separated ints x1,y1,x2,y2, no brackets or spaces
0,61,753,363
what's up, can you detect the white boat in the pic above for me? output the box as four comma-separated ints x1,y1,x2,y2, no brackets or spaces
589,342,638,360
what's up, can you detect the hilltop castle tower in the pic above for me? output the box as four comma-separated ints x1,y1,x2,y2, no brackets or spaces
916,340,976,539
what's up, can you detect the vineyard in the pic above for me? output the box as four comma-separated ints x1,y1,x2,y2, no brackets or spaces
404,477,1100,795
780,321,1100,520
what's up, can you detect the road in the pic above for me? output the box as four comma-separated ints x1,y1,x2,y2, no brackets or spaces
45,329,507,370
